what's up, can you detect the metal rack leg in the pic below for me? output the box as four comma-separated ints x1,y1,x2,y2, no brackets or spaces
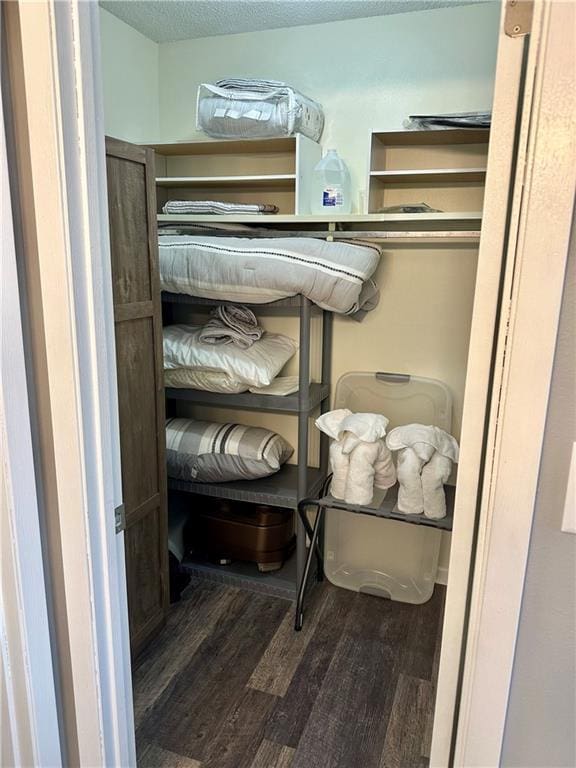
319,309,333,477
296,296,312,584
297,500,324,581
295,504,324,632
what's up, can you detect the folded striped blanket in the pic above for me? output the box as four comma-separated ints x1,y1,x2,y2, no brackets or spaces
199,304,264,349
162,200,279,215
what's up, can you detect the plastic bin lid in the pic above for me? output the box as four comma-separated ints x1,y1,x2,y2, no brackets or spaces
333,371,452,433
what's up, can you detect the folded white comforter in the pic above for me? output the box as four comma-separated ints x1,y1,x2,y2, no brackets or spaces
159,236,381,317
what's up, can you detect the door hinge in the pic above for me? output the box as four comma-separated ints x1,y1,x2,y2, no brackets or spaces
115,503,126,533
504,0,533,37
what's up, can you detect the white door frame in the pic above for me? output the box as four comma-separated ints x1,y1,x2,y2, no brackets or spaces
1,36,62,766
3,1,134,765
3,1,573,766
453,1,575,764
433,2,575,764
430,0,531,760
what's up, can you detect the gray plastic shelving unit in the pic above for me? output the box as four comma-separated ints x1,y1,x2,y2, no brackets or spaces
162,290,332,598
182,550,298,600
168,465,326,509
165,382,330,414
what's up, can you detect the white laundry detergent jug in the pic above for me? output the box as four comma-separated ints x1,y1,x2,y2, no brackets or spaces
310,149,352,214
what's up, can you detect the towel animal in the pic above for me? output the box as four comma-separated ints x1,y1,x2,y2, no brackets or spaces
386,424,459,519
316,410,396,506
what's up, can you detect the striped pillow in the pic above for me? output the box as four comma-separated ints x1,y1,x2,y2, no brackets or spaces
166,417,293,483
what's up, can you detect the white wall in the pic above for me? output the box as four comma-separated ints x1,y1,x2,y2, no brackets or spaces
99,8,159,142
158,2,500,201
501,221,576,767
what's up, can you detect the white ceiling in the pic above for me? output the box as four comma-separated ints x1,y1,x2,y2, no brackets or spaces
100,0,483,43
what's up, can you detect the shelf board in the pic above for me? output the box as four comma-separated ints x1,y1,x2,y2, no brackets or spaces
372,128,490,146
314,483,455,531
168,464,325,509
166,382,329,413
146,137,297,156
180,549,298,599
156,174,296,188
370,168,487,183
157,212,483,224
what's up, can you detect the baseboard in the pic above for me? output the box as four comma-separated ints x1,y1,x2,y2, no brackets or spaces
436,566,449,586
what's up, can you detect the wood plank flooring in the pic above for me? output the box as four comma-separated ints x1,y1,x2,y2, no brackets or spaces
134,579,445,768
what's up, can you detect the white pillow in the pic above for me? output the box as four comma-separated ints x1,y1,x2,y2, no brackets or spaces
163,325,297,388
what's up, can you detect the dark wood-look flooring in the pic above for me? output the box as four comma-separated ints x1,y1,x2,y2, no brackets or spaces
134,579,445,768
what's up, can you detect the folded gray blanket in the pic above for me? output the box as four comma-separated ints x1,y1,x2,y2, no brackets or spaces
163,200,279,215
199,304,264,349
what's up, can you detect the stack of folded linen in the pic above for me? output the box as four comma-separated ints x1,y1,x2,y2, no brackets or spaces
162,200,279,215
199,304,263,350
404,111,491,130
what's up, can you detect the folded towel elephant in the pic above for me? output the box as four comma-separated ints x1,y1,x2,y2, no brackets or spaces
386,424,459,519
316,410,397,506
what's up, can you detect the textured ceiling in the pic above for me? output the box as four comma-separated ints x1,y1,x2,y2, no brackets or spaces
100,0,483,43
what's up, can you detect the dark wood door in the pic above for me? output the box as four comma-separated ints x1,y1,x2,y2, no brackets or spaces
105,136,168,657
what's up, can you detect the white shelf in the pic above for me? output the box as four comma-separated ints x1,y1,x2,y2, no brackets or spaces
156,173,296,188
370,168,487,183
157,212,483,224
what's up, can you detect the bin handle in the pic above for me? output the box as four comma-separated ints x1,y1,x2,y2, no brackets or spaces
375,372,411,384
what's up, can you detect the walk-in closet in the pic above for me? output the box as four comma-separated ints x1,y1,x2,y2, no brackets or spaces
99,2,501,765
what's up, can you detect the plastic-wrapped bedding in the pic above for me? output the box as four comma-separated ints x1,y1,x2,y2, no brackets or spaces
196,79,324,142
159,236,381,318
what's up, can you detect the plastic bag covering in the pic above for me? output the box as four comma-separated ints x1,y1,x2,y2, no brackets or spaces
197,79,324,142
